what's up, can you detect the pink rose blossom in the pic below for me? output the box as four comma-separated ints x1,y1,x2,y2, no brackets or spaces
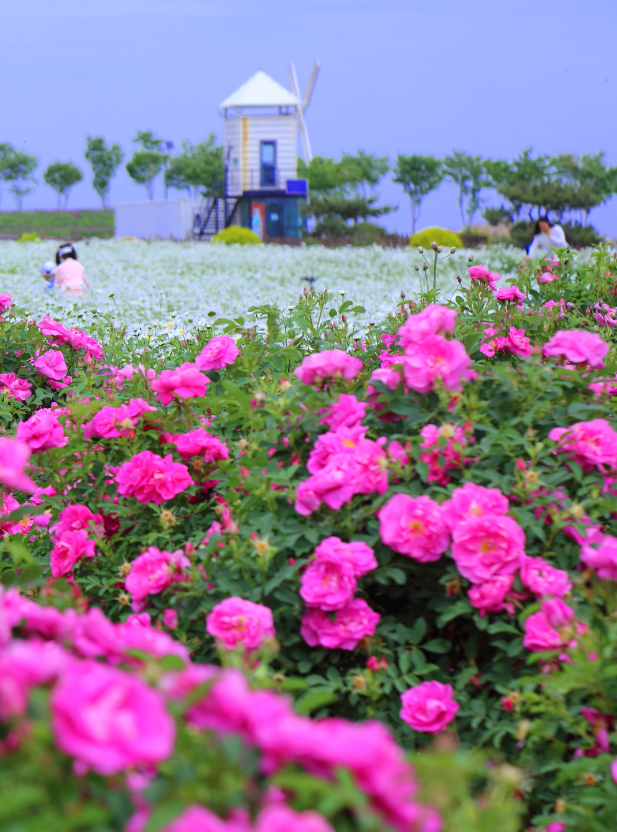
171,429,229,463
38,315,71,344
479,336,508,358
580,533,617,580
301,598,380,650
353,438,389,495
294,453,358,516
402,335,475,395
399,681,459,733
314,536,377,578
505,326,533,357
51,661,175,775
397,304,457,348
163,609,178,629
0,373,32,401
294,349,363,386
468,575,515,616
451,515,525,583
520,556,572,597
543,330,608,368
523,598,582,652
0,439,37,493
319,394,367,430
387,440,410,467
300,554,357,611
256,805,334,832
50,529,96,577
115,451,192,504
419,423,469,485
0,639,67,719
378,494,450,562
83,398,156,440
468,264,501,290
16,409,67,452
307,426,366,474
441,482,510,532
549,419,617,472
150,362,208,405
159,805,241,832
33,349,68,380
366,366,406,421
125,547,191,606
195,335,239,371
538,271,558,284
494,285,526,303
51,504,103,537
0,294,13,315
206,597,275,651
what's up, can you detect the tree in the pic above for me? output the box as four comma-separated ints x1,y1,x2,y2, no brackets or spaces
0,148,38,211
0,143,14,209
85,136,124,208
443,151,489,229
126,130,167,200
43,161,83,210
165,136,224,198
392,154,443,235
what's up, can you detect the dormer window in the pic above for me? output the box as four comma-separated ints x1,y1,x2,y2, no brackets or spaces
260,141,277,187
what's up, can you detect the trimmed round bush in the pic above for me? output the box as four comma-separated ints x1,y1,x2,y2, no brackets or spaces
212,226,262,245
17,231,41,243
410,227,463,249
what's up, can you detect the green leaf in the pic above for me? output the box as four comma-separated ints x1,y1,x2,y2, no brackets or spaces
221,380,252,409
408,617,427,644
295,689,338,714
158,654,187,671
422,638,451,654
437,598,472,626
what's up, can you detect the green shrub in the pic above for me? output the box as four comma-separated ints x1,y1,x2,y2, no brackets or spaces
16,231,41,243
212,226,262,245
562,221,602,249
410,226,463,249
510,221,534,249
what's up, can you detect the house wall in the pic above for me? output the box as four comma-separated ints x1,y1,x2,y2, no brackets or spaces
114,198,202,240
224,114,298,196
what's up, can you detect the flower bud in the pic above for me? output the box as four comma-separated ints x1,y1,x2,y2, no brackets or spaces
400,291,406,299
417,246,423,253
431,241,438,250
421,261,429,271
467,253,474,262
437,245,444,252
450,246,457,254
413,263,420,271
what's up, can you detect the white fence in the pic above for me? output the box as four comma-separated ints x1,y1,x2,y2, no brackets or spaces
114,198,202,241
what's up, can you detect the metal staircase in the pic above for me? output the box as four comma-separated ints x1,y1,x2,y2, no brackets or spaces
192,197,239,239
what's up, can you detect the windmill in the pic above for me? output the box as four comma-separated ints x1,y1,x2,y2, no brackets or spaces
288,61,320,165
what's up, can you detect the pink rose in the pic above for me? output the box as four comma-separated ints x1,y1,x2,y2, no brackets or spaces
150,362,208,405
468,264,501,290
115,451,192,504
38,315,71,344
294,453,358,516
300,554,357,611
256,805,334,832
451,514,525,583
580,533,617,580
50,529,96,576
163,609,178,629
125,546,191,606
314,536,377,577
171,429,229,462
307,426,366,474
543,329,608,368
441,482,510,532
523,598,581,652
353,438,389,495
520,555,572,597
83,398,156,440
505,326,533,357
195,335,239,371
549,419,617,472
0,639,67,720
0,373,32,401
159,806,239,832
16,409,67,452
402,335,475,394
319,394,367,431
494,285,526,303
301,598,380,650
294,349,363,385
0,294,13,315
399,681,459,733
33,349,68,380
397,304,457,348
378,494,450,562
366,366,406,421
206,597,275,651
0,438,37,493
468,575,515,616
51,504,103,537
545,823,566,832
419,423,469,485
51,661,175,775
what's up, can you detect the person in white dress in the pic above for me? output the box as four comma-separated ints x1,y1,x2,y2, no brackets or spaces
527,217,567,258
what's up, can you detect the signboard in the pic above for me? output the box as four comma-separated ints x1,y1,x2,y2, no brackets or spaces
250,202,265,240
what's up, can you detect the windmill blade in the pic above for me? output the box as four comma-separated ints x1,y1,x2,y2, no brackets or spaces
298,110,313,165
288,62,302,101
303,60,320,111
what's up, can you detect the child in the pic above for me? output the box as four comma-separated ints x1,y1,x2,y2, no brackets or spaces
54,243,90,299
40,260,57,291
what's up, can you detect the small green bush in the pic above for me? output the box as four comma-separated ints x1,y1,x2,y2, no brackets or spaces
410,226,463,249
562,222,602,249
16,231,41,243
212,226,262,245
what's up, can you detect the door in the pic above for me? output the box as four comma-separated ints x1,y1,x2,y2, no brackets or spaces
260,141,276,187
265,202,284,238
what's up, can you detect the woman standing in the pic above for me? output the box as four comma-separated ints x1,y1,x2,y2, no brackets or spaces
527,217,567,258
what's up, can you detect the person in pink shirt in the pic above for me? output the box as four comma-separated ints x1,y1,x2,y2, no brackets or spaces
54,243,90,299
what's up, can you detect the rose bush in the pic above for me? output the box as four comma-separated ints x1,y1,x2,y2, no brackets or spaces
0,242,616,830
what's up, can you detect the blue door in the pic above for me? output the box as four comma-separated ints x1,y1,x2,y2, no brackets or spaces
260,141,276,187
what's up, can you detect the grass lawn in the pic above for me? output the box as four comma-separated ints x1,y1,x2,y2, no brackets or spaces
0,210,114,239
